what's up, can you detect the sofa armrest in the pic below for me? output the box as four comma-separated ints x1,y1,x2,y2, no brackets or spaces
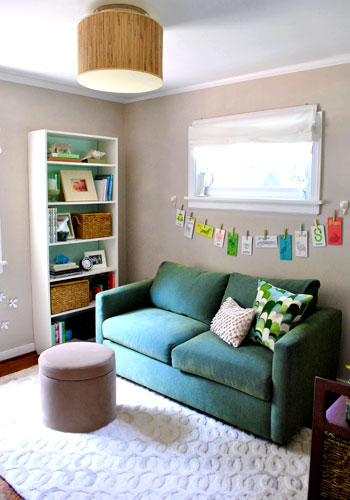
95,279,154,344
271,307,342,444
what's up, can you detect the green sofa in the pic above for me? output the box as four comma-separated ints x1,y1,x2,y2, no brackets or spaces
96,261,341,444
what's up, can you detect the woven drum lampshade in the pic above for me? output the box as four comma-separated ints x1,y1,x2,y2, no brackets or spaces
77,4,163,93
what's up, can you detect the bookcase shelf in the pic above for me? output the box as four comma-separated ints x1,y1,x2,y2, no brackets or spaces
29,129,119,352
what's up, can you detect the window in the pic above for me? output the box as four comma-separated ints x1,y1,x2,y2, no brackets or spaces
186,105,323,214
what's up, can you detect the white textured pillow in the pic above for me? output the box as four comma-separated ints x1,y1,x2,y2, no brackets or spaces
210,297,256,347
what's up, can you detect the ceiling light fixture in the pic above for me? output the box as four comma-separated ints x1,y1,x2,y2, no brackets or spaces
77,4,163,94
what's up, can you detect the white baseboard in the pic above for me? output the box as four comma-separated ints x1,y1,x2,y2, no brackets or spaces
0,343,36,361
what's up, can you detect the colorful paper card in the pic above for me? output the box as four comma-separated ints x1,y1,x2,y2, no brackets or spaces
279,234,292,260
195,222,214,238
241,236,253,256
295,230,308,257
213,228,226,247
255,235,278,248
184,216,196,239
328,217,342,245
227,233,238,256
176,209,186,227
311,225,326,247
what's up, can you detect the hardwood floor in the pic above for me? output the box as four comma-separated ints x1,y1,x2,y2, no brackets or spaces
0,351,39,500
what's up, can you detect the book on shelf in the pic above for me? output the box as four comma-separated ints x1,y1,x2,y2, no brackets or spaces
48,152,80,159
47,156,82,162
95,174,113,201
48,208,57,243
82,158,107,164
108,271,116,289
50,269,82,278
92,284,104,300
94,178,108,201
50,262,78,271
51,320,66,345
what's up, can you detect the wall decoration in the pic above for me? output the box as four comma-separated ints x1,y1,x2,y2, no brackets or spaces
279,234,292,260
0,320,9,330
227,232,238,256
184,216,196,239
60,170,98,202
295,230,308,257
241,236,253,256
255,235,278,248
311,223,326,247
328,217,342,245
8,298,18,309
195,222,214,238
176,208,186,227
0,217,8,274
213,227,226,248
0,292,6,303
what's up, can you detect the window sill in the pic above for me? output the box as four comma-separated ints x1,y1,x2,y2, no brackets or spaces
185,196,323,215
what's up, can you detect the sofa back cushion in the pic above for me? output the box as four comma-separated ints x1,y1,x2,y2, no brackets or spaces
150,261,229,324
222,272,320,317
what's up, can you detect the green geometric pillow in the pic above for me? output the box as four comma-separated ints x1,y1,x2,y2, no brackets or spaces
249,280,313,351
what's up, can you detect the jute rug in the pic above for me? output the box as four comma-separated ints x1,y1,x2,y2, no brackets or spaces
0,366,311,499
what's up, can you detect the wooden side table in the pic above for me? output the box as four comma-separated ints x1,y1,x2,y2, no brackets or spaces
308,377,350,500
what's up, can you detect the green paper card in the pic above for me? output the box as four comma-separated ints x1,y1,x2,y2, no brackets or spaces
195,222,214,238
227,233,238,256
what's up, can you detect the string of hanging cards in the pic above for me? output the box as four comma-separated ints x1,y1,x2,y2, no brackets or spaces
175,206,343,260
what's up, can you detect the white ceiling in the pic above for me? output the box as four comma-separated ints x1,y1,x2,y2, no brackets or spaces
0,0,349,103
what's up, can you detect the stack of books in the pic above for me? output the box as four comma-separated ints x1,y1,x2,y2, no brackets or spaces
94,174,114,201
50,261,81,278
51,320,65,344
47,152,81,162
48,208,57,243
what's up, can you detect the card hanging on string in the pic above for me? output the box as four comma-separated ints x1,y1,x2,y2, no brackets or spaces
176,208,186,227
295,230,308,257
213,226,226,248
241,236,253,256
184,216,196,239
328,217,342,245
255,235,278,248
279,233,292,260
311,223,326,247
227,232,238,256
195,221,214,238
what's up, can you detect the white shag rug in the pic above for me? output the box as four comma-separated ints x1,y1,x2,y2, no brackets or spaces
0,366,311,500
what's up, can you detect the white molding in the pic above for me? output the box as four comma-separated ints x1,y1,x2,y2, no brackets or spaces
128,54,350,103
0,343,36,361
0,54,349,104
185,196,323,215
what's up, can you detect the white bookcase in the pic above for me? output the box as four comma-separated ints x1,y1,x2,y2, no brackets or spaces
28,130,118,353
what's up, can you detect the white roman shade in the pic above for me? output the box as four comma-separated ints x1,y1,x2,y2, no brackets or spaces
189,104,317,145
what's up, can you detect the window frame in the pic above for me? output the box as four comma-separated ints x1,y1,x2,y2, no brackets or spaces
186,110,323,215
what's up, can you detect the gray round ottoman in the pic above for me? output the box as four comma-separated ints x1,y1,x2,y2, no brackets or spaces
39,342,116,433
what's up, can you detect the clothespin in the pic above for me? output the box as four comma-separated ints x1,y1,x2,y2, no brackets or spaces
299,224,303,232
333,210,336,222
181,204,184,211
313,219,318,229
246,230,249,237
283,228,287,240
204,218,207,226
219,224,223,233
190,212,193,218
231,226,235,235
264,229,268,240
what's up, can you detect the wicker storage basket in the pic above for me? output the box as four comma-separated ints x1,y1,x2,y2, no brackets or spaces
72,213,112,239
320,431,350,500
50,280,90,315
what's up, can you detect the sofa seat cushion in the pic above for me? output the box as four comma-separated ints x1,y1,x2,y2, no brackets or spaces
172,331,273,401
102,307,208,364
150,261,229,325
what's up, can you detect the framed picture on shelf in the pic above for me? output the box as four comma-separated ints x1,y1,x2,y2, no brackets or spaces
84,250,107,269
60,170,98,202
57,213,75,239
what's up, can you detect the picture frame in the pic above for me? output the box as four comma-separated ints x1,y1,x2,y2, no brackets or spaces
60,170,98,202
84,250,107,269
57,213,75,239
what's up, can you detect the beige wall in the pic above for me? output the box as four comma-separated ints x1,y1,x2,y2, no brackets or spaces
0,81,125,358
125,64,350,380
